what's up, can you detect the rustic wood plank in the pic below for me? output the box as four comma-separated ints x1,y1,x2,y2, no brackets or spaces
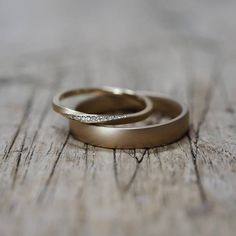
0,1,236,236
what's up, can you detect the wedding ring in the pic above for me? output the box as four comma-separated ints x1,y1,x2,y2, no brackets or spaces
69,92,189,149
52,87,153,124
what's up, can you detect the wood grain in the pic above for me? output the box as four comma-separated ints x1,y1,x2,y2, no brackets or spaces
0,1,236,235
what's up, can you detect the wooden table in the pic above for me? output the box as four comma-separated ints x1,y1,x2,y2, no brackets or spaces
0,1,236,235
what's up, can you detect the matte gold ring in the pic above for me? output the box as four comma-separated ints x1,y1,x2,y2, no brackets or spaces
69,92,189,149
52,87,153,124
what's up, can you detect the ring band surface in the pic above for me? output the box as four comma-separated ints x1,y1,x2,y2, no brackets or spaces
52,87,153,124
70,92,189,149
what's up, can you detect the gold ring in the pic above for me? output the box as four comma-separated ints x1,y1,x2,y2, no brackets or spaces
52,87,153,124
69,92,189,149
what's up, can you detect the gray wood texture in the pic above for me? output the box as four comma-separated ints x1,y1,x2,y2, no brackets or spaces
0,0,236,235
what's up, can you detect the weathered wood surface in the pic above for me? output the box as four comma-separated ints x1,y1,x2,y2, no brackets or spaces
0,1,236,236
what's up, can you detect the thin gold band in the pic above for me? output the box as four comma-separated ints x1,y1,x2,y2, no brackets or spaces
70,92,189,149
52,87,153,124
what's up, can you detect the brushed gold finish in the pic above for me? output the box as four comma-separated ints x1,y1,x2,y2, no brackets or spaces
70,92,189,149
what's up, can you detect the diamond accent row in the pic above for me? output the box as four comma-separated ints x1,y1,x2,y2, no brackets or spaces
65,114,128,123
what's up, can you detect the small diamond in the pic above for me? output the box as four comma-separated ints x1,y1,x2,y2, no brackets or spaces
65,112,127,123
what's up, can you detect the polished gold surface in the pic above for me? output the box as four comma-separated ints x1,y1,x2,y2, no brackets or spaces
70,92,189,149
52,87,153,124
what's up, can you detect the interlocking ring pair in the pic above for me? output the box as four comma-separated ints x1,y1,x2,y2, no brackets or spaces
52,87,189,149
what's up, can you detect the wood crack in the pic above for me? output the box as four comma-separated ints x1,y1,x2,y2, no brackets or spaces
113,149,147,193
187,59,219,205
188,134,208,203
46,142,54,155
84,144,89,171
20,145,36,184
12,132,27,188
22,67,65,181
24,68,65,165
2,91,34,160
23,93,52,164
37,132,70,202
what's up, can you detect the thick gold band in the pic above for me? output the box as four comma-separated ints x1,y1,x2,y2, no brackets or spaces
70,92,189,149
52,87,153,125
